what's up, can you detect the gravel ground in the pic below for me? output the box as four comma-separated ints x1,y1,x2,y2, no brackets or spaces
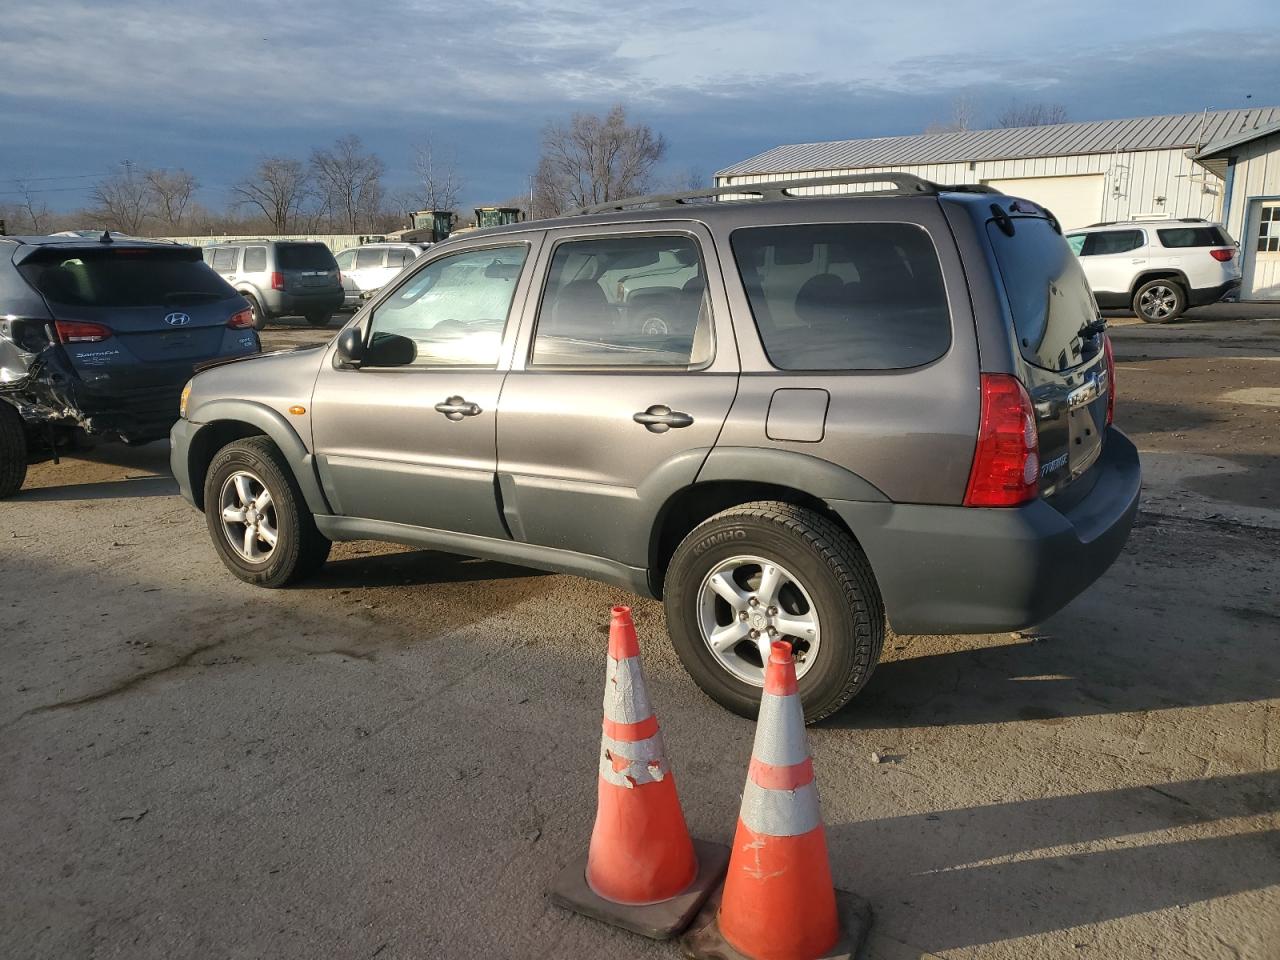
1,312,1277,960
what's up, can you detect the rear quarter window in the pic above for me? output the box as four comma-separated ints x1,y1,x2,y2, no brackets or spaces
1157,226,1230,248
729,222,950,371
987,216,1097,372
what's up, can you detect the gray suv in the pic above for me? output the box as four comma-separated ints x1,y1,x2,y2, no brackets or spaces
171,175,1141,721
203,240,342,329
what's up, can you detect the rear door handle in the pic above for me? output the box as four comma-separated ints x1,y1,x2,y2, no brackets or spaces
435,396,482,421
633,405,694,433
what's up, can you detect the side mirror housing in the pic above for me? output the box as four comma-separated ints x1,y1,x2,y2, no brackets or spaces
336,327,364,368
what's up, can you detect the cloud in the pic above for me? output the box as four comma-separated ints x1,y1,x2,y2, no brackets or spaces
2,0,1278,209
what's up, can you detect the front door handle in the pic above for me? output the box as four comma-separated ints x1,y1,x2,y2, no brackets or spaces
435,396,482,421
633,404,694,433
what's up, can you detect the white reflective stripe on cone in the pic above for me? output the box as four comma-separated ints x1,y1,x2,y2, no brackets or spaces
739,779,822,837
603,655,653,724
751,691,809,767
601,730,667,763
599,749,671,787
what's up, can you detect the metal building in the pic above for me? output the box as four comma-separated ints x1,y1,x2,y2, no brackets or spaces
716,106,1280,300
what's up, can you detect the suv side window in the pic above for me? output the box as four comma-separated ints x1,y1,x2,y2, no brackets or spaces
354,247,384,269
386,248,416,268
364,244,527,367
531,234,711,367
1080,230,1144,256
242,246,267,273
211,247,239,273
334,248,357,270
730,222,950,371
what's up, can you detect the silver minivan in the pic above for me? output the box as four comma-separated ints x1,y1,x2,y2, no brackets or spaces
334,243,429,309
203,240,343,329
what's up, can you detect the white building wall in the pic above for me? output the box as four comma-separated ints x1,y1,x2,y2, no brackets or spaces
716,147,1224,224
1222,131,1280,237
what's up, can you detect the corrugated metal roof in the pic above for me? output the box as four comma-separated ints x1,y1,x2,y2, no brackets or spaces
717,106,1280,177
1194,118,1280,159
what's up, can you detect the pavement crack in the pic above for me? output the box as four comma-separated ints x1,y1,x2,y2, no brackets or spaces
4,639,231,728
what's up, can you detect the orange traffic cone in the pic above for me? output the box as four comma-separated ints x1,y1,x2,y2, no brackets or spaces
551,605,729,939
681,640,871,960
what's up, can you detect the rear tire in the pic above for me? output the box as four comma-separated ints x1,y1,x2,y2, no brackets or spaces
243,294,267,331
0,403,28,499
203,435,330,587
1133,279,1186,323
306,313,331,328
663,501,884,723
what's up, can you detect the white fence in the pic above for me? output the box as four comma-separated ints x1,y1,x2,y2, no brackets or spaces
161,234,368,253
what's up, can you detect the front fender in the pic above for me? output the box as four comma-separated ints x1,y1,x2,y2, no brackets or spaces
185,399,331,516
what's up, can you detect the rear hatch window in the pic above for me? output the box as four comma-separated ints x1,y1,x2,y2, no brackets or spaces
277,243,337,270
986,214,1109,497
19,247,234,308
1156,225,1231,248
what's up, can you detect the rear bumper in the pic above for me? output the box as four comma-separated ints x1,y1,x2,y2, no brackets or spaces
264,290,344,318
1188,277,1242,307
828,427,1141,634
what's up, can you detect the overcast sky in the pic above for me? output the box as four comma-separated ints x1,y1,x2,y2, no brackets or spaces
3,0,1278,215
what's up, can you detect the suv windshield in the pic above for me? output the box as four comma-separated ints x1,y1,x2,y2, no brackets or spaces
987,217,1096,372
277,243,336,270
1157,226,1230,248
19,248,234,307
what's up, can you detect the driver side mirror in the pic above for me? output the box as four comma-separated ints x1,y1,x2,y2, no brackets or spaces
336,326,365,368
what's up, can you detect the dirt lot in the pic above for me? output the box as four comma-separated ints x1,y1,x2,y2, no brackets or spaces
2,312,1278,960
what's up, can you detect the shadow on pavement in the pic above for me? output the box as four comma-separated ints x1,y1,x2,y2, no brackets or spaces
16,475,177,502
305,549,548,589
827,770,1280,952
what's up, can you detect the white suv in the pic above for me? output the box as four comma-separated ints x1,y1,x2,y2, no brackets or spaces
334,243,429,309
1066,219,1241,323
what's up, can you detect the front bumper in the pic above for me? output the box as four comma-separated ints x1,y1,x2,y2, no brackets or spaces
170,417,200,508
829,427,1141,634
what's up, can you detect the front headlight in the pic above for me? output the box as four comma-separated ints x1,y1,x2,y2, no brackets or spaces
179,380,193,419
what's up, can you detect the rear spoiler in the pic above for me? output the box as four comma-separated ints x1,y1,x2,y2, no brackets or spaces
13,243,202,266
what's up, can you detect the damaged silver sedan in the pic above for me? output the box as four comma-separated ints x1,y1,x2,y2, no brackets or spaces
0,233,260,497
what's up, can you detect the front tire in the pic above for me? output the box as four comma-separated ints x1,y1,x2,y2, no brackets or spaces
1133,279,1186,323
0,403,28,499
663,501,884,723
203,436,331,587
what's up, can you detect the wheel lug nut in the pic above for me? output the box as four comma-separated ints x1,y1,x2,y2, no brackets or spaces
738,611,748,622
767,627,777,636
748,629,759,639
749,596,759,606
767,606,777,616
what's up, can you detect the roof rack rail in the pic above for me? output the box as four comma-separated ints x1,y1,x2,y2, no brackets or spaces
938,183,1004,195
571,173,940,215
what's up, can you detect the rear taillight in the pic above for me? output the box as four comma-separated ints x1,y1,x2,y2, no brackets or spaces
228,308,255,329
1104,334,1115,426
1209,248,1235,262
270,271,285,291
964,374,1039,507
54,319,113,343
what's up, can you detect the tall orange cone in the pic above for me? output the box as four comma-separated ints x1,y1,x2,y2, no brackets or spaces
551,605,729,939
681,640,871,960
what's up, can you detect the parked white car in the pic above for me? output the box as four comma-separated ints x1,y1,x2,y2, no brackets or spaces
335,243,429,309
1066,219,1241,322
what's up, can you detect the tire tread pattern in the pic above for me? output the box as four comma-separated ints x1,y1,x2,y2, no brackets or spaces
0,403,28,499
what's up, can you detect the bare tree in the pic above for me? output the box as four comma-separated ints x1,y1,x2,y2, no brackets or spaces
925,95,979,134
9,176,51,233
532,105,667,216
232,156,310,233
310,135,386,233
995,101,1069,128
410,139,463,212
90,163,152,234
145,168,198,231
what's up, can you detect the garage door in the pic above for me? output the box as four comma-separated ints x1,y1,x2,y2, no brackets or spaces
1243,199,1280,300
982,174,1106,231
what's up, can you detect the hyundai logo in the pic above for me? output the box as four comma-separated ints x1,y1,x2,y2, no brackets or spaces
164,312,192,327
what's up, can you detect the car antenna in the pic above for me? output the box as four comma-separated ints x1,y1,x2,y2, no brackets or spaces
100,230,113,244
